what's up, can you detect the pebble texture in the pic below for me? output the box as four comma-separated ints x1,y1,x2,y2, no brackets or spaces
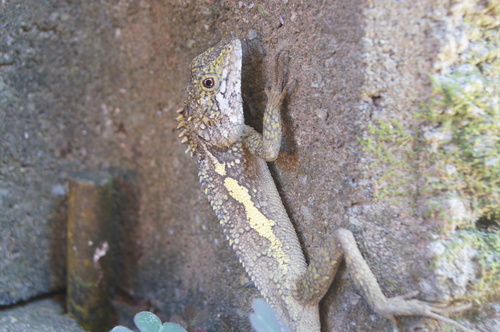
0,298,85,332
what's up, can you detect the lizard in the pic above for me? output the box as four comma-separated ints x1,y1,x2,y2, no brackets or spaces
175,37,474,332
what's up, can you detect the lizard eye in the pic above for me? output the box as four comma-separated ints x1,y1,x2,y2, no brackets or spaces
202,77,215,89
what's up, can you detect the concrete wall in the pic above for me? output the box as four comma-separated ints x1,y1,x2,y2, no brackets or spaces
1,0,497,331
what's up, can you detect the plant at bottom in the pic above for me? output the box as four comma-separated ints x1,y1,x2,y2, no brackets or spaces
110,311,187,332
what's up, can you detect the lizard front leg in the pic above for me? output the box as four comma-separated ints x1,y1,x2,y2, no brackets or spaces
243,51,293,161
295,228,474,332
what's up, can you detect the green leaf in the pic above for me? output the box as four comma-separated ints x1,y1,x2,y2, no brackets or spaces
134,311,162,332
110,327,134,332
159,322,188,332
249,299,290,332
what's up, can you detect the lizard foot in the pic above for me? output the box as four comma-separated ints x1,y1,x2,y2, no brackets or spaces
266,50,295,107
375,292,474,332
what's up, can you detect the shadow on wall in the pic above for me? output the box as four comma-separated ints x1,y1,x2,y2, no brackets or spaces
109,169,142,295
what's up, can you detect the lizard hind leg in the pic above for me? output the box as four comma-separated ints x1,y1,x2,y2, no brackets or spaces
333,228,475,332
293,240,344,305
294,228,474,331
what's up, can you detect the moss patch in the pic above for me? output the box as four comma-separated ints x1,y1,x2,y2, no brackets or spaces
434,229,500,301
360,1,500,228
359,119,418,202
359,0,499,304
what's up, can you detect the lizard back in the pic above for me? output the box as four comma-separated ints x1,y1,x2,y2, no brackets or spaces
178,37,320,331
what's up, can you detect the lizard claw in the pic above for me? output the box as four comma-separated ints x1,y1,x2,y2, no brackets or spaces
379,294,475,332
391,291,473,313
273,50,290,90
266,50,295,107
394,290,420,300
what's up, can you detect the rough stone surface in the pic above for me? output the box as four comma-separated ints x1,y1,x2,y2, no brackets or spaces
0,0,494,331
0,297,85,332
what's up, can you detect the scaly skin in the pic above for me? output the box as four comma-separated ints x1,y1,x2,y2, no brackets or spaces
176,37,474,332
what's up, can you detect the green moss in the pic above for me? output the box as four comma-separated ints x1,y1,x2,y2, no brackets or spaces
434,229,500,300
419,0,499,224
420,64,499,223
360,1,500,226
360,1,500,304
358,119,417,201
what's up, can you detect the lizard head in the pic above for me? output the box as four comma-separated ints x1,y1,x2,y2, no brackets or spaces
177,37,244,155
